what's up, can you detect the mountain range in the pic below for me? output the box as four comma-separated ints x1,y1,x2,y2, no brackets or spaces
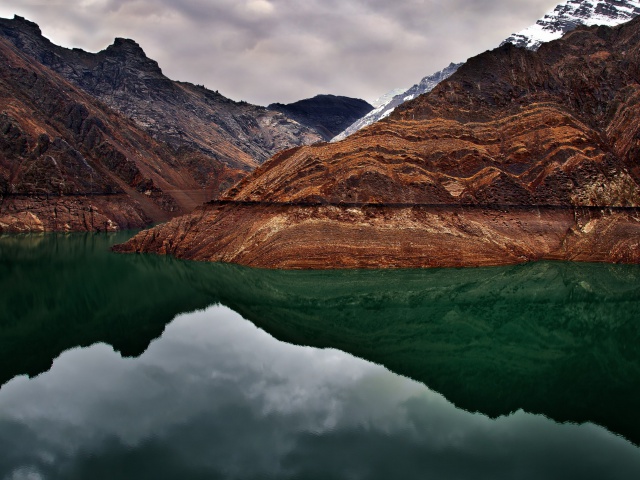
0,16,324,171
0,33,228,231
118,16,640,268
0,0,638,248
333,0,640,142
0,15,370,232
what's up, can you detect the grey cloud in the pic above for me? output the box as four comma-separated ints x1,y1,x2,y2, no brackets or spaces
0,1,559,104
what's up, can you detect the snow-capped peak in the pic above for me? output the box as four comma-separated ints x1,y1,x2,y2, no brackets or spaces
502,0,640,50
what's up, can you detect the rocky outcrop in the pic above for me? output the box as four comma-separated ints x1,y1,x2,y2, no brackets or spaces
116,18,640,268
268,95,374,141
0,15,324,171
0,36,243,232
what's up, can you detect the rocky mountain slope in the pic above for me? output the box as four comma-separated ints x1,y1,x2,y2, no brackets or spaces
0,35,244,233
332,63,461,142
0,15,324,171
117,17,640,268
335,0,640,142
267,94,373,141
503,0,640,50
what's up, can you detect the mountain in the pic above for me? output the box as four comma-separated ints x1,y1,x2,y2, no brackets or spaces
267,94,374,141
0,35,244,233
334,0,640,142
332,63,461,142
0,15,324,171
116,17,640,268
503,0,640,50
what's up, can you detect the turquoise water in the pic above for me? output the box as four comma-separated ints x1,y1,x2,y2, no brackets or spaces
1,233,639,478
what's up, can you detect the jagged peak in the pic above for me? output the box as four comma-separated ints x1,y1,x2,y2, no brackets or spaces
106,37,147,56
101,36,163,74
10,15,41,34
1,15,155,70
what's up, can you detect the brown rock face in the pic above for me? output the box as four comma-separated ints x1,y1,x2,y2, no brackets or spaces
113,203,640,268
0,36,243,232
117,18,640,268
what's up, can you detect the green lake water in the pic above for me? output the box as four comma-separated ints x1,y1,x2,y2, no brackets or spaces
1,232,640,479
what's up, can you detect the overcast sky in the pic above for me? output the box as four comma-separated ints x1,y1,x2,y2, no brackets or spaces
0,0,559,105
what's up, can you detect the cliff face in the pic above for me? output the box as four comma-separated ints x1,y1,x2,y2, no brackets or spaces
0,36,244,233
116,18,640,268
113,203,640,268
0,16,324,171
268,95,374,141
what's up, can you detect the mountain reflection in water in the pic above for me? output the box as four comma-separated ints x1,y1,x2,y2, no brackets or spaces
1,305,638,479
1,232,640,478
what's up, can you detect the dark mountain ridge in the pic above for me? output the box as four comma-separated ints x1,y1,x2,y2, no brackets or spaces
268,94,374,141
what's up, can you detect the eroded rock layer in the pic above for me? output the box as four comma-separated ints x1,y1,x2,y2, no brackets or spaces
0,196,149,232
117,18,640,268
115,203,640,268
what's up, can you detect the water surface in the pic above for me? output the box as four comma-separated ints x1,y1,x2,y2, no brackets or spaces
1,233,640,478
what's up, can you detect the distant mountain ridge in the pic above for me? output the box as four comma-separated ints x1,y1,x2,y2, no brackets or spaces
0,15,324,171
267,95,373,141
370,89,406,108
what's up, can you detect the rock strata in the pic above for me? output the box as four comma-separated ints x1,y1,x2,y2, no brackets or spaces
117,18,640,268
114,203,640,268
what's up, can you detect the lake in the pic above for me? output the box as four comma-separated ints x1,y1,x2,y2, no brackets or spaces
1,232,640,479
